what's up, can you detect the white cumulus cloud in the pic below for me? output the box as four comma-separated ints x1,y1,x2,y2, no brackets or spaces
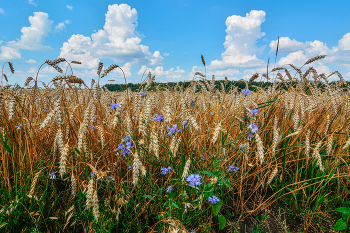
59,3,164,69
6,12,53,51
25,59,37,63
67,5,73,10
163,52,170,56
54,20,70,33
208,10,267,70
0,46,21,60
137,65,186,82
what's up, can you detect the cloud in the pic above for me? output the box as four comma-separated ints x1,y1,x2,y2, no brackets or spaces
338,33,350,50
25,59,37,63
188,65,240,81
137,65,186,82
163,52,170,56
29,0,36,6
208,10,267,70
54,20,70,33
6,12,53,51
269,33,350,77
60,3,164,69
0,8,4,14
269,37,309,54
0,46,21,60
67,5,73,10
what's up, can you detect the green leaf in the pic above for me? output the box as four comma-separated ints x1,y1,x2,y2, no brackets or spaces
201,171,214,176
222,178,232,188
204,184,214,198
0,133,12,154
73,147,81,155
0,222,8,228
335,207,350,214
334,219,347,231
212,202,223,216
172,202,179,208
218,215,226,230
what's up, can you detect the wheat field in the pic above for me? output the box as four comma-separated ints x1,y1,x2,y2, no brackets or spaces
0,55,349,232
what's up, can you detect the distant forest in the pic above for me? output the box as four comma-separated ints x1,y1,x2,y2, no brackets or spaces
104,79,347,93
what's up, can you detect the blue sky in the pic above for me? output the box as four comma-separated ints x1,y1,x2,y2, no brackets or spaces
1,0,350,87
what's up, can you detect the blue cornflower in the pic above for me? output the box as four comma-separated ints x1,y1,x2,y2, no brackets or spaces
108,176,115,181
161,166,172,175
44,107,49,112
189,229,197,233
248,122,259,133
241,89,252,96
250,109,259,115
15,124,25,130
128,165,134,169
192,101,195,106
133,116,136,121
90,172,96,177
88,124,95,130
79,83,82,88
111,102,121,110
153,114,164,122
228,165,239,173
49,172,56,179
201,155,207,161
140,92,148,96
183,120,188,129
167,124,181,136
208,195,220,204
186,174,202,186
239,144,246,151
166,185,174,193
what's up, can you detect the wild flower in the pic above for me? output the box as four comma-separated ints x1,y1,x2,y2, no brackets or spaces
228,165,239,172
192,101,195,105
201,155,206,161
108,176,115,181
90,172,96,177
208,195,220,204
15,124,25,130
241,89,252,96
153,114,164,122
239,144,246,151
248,122,259,133
186,174,202,186
166,185,174,193
161,166,172,175
118,136,135,156
183,120,188,129
88,124,95,130
111,102,120,110
133,116,136,121
140,92,148,96
251,109,259,115
189,229,197,233
128,165,133,169
49,172,56,179
44,107,49,112
167,124,181,136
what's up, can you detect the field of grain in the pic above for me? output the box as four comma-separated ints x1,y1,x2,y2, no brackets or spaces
0,55,349,232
